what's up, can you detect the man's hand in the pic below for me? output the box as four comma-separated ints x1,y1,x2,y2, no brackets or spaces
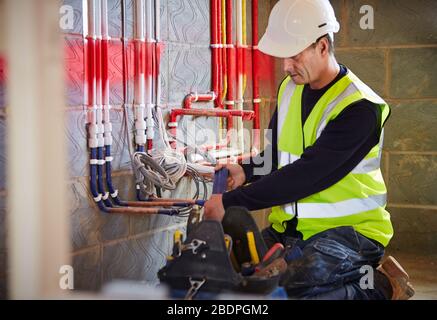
215,162,246,190
203,194,225,221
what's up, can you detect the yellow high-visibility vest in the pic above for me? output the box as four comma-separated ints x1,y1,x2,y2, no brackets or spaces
269,70,393,246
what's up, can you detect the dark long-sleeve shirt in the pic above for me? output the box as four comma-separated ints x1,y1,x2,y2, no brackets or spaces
222,65,383,213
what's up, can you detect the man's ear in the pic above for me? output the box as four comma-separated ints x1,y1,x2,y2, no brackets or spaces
318,38,330,57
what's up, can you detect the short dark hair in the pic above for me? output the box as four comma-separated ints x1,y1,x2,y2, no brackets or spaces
312,34,335,55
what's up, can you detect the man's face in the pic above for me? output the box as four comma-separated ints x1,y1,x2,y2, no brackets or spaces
283,44,320,85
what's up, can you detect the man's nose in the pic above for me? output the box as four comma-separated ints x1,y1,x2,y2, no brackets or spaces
283,58,295,72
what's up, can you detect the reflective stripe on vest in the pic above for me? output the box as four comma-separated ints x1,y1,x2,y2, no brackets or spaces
270,70,393,247
297,193,387,218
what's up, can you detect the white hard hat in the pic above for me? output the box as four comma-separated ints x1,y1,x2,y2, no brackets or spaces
258,0,340,58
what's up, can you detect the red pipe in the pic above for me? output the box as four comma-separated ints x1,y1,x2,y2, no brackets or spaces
171,0,263,160
216,0,261,163
146,40,154,151
211,0,219,104
252,0,260,152
126,201,196,207
108,207,173,214
101,39,109,104
230,0,261,163
225,0,235,130
134,39,145,100
171,108,253,120
221,0,227,108
95,38,102,106
217,0,223,109
169,108,254,149
85,36,96,107
183,92,216,109
199,130,232,151
146,198,200,203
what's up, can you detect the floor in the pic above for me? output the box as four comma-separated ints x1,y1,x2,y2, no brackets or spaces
386,253,437,300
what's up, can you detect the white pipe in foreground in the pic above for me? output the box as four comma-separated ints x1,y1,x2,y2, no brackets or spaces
6,0,69,299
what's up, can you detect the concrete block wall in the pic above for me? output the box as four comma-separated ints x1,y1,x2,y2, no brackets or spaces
331,0,437,255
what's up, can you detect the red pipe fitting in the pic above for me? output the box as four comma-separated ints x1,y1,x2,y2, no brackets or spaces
169,108,254,149
183,92,216,109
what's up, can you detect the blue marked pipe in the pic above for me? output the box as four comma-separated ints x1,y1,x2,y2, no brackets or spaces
136,145,147,201
98,147,113,207
90,148,109,212
158,209,180,216
195,200,206,206
212,168,229,194
105,145,125,206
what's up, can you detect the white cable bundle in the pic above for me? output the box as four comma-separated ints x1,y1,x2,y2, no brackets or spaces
132,107,187,197
150,148,187,186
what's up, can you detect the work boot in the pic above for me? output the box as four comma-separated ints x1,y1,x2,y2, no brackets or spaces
377,256,415,300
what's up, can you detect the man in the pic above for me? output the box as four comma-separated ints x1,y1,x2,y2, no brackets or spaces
204,0,415,300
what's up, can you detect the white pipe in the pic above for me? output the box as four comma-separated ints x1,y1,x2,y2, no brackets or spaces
145,0,154,42
145,0,155,144
101,0,109,40
134,0,147,145
236,0,244,153
135,0,146,40
155,0,160,41
95,0,102,40
102,0,110,106
95,0,104,148
86,0,99,148
83,0,89,112
87,0,96,38
134,0,145,105
155,0,161,108
95,0,102,108
102,0,112,147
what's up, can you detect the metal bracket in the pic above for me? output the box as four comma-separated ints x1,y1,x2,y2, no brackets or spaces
182,239,207,255
184,277,206,300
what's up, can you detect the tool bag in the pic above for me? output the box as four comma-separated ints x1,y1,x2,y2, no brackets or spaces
158,206,282,298
158,220,242,298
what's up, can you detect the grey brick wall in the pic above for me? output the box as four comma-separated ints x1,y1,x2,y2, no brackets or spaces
332,0,437,254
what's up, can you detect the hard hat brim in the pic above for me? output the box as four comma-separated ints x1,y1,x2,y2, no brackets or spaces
258,31,312,59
